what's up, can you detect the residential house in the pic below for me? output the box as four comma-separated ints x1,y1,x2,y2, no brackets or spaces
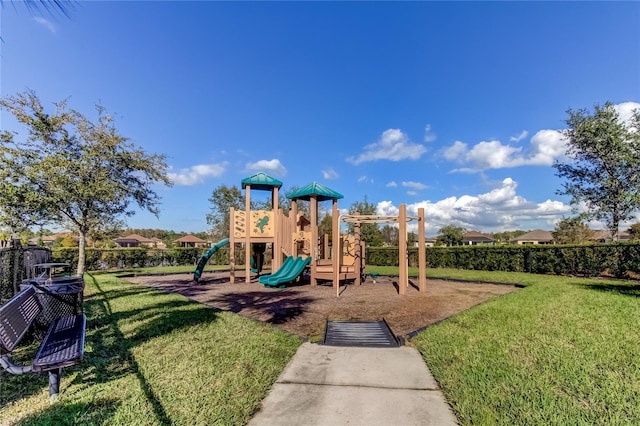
412,237,437,248
175,234,208,248
512,229,554,245
148,237,167,249
589,230,632,243
28,232,76,246
115,234,157,248
462,231,495,245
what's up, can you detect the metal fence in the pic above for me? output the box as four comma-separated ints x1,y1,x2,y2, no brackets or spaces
0,245,52,302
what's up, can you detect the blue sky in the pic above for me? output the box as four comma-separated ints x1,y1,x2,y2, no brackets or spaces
2,1,639,236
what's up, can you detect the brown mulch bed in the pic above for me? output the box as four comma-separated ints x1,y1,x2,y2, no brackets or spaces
125,272,517,339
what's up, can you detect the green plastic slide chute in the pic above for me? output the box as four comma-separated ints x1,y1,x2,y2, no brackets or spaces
259,256,311,288
193,238,230,282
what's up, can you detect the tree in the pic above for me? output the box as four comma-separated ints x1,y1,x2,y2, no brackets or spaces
348,196,383,246
552,217,594,244
381,225,399,246
0,90,171,274
318,213,333,239
553,102,640,241
283,185,309,219
206,184,244,241
492,230,526,244
628,223,640,240
437,225,465,246
2,0,74,17
407,231,417,247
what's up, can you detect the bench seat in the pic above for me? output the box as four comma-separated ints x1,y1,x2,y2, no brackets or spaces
33,313,86,371
0,286,86,399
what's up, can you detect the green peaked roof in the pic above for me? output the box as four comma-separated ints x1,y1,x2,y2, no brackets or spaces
241,172,283,190
287,182,343,201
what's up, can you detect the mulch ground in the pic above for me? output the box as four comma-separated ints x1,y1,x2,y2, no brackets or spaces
125,271,518,339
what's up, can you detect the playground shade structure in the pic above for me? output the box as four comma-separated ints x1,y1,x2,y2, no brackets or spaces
193,238,230,282
259,256,311,288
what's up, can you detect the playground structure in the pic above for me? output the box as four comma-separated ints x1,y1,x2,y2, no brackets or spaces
341,204,426,296
197,172,427,296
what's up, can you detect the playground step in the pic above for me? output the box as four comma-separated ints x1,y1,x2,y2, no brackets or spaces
322,320,403,348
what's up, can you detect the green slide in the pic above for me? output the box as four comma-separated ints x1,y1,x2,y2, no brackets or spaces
193,238,229,282
258,256,295,285
260,256,311,288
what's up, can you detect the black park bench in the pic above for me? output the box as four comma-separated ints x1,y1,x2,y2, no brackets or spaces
0,285,86,400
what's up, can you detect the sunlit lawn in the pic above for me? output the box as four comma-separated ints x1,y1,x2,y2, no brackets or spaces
2,264,639,425
0,273,301,425
411,269,640,425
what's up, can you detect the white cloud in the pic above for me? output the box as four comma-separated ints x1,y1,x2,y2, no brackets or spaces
527,129,568,165
424,124,437,143
168,162,227,186
510,130,528,142
466,140,524,169
406,190,417,196
34,17,57,34
443,131,566,172
376,177,572,234
402,181,428,191
614,101,640,126
358,175,374,183
322,168,339,180
245,159,287,176
443,141,468,161
442,102,638,173
347,128,427,165
386,181,398,188
377,200,398,217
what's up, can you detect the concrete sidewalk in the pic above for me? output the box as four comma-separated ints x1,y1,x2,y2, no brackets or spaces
248,342,458,426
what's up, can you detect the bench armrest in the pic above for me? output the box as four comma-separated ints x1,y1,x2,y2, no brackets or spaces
0,354,34,375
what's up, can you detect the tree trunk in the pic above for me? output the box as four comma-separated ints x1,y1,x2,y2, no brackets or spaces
77,230,87,275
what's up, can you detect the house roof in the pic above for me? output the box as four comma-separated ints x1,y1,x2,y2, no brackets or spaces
589,230,631,241
287,182,344,201
463,231,495,242
512,229,554,242
115,234,153,243
175,234,206,243
241,172,283,190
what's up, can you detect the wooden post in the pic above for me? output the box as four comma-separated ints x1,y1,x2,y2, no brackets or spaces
272,187,281,271
273,209,280,271
230,207,235,283
311,195,318,287
290,199,298,260
354,213,361,286
273,186,279,211
332,199,340,296
399,204,407,295
245,184,251,283
418,207,426,292
323,234,329,259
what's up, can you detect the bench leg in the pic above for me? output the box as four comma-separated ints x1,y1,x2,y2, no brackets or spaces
48,368,62,401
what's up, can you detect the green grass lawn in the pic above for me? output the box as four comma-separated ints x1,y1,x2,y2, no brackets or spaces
2,266,639,425
0,273,301,425
89,264,227,276
412,270,640,425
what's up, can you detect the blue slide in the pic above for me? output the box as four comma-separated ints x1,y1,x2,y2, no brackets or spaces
193,238,230,282
259,256,311,288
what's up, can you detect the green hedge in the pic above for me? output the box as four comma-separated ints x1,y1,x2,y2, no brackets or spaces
367,243,640,278
45,243,640,279
51,246,239,271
